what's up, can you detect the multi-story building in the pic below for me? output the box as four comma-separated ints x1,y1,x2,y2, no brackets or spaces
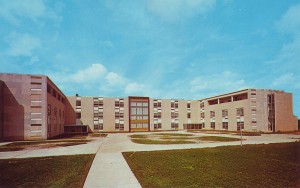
0,73,77,141
0,73,298,141
67,89,298,133
199,89,298,132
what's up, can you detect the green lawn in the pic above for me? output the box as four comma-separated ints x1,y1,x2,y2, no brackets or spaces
0,140,90,152
131,138,195,144
198,136,242,142
154,133,194,137
0,154,94,188
129,134,242,144
123,142,300,188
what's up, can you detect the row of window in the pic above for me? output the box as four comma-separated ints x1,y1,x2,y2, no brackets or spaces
208,108,244,118
47,84,65,104
47,104,65,133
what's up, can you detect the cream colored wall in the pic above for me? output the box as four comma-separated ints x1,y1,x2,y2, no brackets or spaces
80,97,93,132
178,100,188,129
123,97,129,132
161,99,172,130
275,92,298,131
103,98,116,132
191,100,200,125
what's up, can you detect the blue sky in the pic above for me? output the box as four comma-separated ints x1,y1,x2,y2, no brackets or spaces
0,0,299,117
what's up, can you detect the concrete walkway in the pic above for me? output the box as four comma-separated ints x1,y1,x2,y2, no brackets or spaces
84,135,141,188
83,132,300,188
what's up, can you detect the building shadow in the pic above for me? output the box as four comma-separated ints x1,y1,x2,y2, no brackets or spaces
0,81,25,141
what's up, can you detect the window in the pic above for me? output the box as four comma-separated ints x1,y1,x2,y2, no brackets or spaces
222,122,228,130
200,102,204,108
171,101,178,108
76,113,81,119
171,123,179,129
222,109,228,117
154,112,161,118
47,85,52,94
171,112,178,118
187,113,191,119
210,111,215,118
200,112,205,118
154,123,162,129
237,122,244,131
76,100,81,106
236,108,244,116
211,122,215,129
187,103,191,108
154,102,161,108
115,101,120,107
31,124,42,126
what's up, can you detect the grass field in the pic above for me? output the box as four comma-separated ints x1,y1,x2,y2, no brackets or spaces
123,142,300,188
0,154,94,187
131,138,195,144
129,134,242,145
0,140,90,152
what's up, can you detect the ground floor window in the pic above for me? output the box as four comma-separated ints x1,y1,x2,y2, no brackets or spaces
154,123,162,129
211,122,215,129
94,123,103,130
130,123,148,129
171,123,179,129
237,122,244,131
222,122,228,130
115,123,124,131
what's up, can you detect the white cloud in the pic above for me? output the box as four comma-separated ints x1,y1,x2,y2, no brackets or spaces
69,64,107,83
272,73,294,87
0,0,61,25
276,3,300,35
147,0,216,21
48,63,151,97
125,83,146,95
268,3,300,69
190,71,247,95
7,33,41,57
105,72,126,86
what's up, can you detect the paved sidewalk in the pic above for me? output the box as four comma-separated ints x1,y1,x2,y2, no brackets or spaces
84,135,141,188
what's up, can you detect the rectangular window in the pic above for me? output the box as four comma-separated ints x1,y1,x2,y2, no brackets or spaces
171,123,179,129
200,112,205,118
211,122,215,129
210,111,215,118
222,122,228,130
187,103,191,108
236,108,244,116
31,124,42,126
200,102,204,108
187,113,191,119
154,112,161,118
222,109,228,117
171,112,178,118
237,122,244,131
